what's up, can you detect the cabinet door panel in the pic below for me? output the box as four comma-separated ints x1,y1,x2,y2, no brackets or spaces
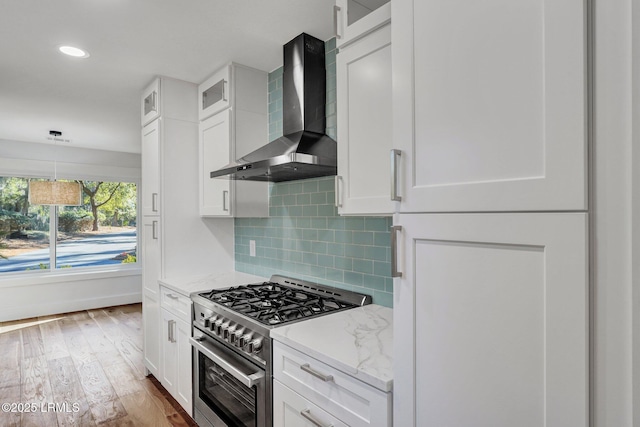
160,309,177,393
176,318,193,414
393,213,588,427
142,292,160,377
199,111,232,216
336,0,391,48
393,0,587,212
337,24,393,215
141,120,160,216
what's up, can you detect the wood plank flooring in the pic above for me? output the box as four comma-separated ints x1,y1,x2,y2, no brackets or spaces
0,304,197,427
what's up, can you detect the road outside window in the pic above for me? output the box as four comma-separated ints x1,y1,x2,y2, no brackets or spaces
0,177,137,273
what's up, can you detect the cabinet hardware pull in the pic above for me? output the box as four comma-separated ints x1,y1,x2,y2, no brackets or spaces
391,225,402,278
390,149,402,201
152,192,158,212
300,364,333,382
222,190,229,212
152,220,158,240
167,319,172,342
300,409,333,427
333,5,342,39
166,294,179,300
334,176,343,208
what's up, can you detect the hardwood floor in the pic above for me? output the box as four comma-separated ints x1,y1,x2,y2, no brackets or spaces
0,304,197,427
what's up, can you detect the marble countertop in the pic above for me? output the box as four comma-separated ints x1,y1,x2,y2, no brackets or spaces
271,304,393,392
158,271,267,297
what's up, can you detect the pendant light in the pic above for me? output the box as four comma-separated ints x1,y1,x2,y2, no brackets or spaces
28,131,82,206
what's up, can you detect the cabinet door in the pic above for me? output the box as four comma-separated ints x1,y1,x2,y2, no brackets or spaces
142,217,161,295
141,120,160,216
198,66,230,121
337,23,393,215
273,380,348,427
141,78,160,126
199,110,232,217
393,213,588,427
176,318,193,414
160,309,177,393
142,292,160,377
335,0,390,48
142,217,161,376
393,0,587,212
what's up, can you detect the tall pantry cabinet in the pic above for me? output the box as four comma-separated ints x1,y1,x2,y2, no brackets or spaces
391,1,589,426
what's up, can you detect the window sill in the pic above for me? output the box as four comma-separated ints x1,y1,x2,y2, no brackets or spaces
0,265,142,288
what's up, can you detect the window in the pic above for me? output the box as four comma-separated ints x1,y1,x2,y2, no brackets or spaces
0,176,137,273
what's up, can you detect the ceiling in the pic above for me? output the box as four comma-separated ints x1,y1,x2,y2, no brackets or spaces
0,0,336,154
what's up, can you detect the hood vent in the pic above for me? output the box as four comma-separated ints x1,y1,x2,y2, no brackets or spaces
210,33,337,182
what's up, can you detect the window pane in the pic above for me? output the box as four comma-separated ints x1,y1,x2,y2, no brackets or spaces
0,177,51,272
56,181,137,269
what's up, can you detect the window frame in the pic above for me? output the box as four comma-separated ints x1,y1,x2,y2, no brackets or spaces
0,172,141,279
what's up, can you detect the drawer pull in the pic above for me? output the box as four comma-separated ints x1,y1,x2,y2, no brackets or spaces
300,364,333,382
300,409,333,427
166,294,179,300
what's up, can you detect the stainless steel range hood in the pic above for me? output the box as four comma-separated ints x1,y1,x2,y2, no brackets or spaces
210,33,337,182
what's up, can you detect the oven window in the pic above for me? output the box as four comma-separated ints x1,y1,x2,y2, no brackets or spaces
199,352,258,427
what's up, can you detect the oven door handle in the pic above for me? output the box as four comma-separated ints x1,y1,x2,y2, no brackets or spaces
190,337,265,388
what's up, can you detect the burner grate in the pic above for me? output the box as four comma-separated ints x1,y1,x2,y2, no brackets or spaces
198,281,359,326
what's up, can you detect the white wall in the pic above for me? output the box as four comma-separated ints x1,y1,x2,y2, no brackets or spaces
0,139,143,321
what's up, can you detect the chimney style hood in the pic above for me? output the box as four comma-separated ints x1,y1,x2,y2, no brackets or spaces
210,33,337,182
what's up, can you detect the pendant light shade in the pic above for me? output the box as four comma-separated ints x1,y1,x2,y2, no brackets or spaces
28,130,83,206
28,180,82,206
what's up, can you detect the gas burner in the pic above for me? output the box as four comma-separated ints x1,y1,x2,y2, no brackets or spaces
196,277,370,327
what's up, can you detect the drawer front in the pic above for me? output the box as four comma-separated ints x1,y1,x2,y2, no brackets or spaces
159,286,191,320
273,342,391,427
198,65,231,120
274,379,348,427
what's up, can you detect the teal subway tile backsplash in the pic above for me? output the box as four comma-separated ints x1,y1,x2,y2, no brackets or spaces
234,38,393,307
235,177,393,307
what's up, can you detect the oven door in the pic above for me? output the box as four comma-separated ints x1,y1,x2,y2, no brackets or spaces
191,333,267,427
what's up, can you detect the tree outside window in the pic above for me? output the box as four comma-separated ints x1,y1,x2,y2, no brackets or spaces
0,176,137,273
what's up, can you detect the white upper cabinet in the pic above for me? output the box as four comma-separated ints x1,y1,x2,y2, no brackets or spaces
199,110,232,216
198,63,269,217
198,66,230,120
337,23,393,215
141,78,160,126
141,119,160,216
393,0,588,212
335,0,390,48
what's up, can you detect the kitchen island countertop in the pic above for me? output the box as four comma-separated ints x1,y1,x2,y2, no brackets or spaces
158,271,267,296
271,304,393,392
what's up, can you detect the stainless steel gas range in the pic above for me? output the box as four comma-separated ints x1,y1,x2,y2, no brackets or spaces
190,275,372,427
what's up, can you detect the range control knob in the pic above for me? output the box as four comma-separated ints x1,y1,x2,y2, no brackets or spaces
224,324,236,341
204,316,216,328
231,328,244,345
248,338,263,354
240,333,253,349
214,319,224,335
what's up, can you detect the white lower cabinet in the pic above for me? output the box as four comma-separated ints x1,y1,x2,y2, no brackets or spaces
393,212,588,427
273,341,392,427
160,286,193,415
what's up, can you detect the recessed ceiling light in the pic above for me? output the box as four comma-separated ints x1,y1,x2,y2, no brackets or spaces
58,45,90,58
